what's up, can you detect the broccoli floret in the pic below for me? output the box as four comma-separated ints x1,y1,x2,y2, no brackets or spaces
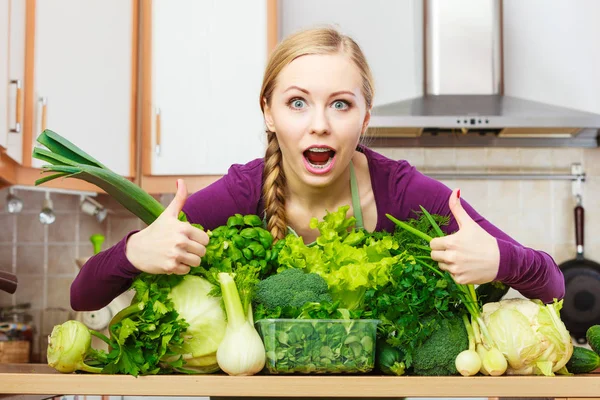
254,268,332,309
412,316,468,376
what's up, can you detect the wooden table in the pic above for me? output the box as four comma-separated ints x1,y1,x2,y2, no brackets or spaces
0,364,599,399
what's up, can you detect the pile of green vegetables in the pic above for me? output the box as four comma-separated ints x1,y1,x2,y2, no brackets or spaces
37,129,579,377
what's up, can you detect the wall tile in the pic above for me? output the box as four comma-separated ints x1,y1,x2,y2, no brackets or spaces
423,148,457,170
79,213,107,245
16,214,45,243
48,213,77,242
49,193,80,211
15,275,44,309
16,244,45,275
46,277,74,309
485,148,520,171
554,243,577,265
455,148,487,170
48,244,77,275
488,180,521,209
0,244,13,272
107,216,141,247
583,149,600,176
554,148,584,171
0,188,7,210
519,148,553,170
0,213,15,243
13,189,44,212
521,180,553,209
0,290,13,307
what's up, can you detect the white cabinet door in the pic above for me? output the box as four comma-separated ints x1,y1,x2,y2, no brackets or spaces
279,0,424,107
31,0,134,176
5,0,25,163
503,0,600,114
0,0,9,151
150,0,267,175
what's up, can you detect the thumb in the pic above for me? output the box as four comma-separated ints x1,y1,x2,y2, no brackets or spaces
164,178,188,218
449,188,472,229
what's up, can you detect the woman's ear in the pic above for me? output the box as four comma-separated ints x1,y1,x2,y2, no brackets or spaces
361,109,371,135
263,98,276,132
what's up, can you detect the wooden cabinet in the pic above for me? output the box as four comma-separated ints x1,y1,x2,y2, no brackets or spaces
26,0,137,177
142,0,269,177
0,0,26,163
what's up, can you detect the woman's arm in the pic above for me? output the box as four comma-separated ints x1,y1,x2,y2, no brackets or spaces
70,160,264,311
400,167,565,304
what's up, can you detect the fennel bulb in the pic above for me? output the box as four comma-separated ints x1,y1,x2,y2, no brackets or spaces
216,272,265,376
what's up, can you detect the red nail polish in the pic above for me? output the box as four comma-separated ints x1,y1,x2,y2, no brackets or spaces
457,189,461,199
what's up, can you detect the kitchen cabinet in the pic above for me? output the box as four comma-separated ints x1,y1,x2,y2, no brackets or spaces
503,0,600,115
142,0,269,177
0,0,26,163
278,0,423,107
28,0,137,177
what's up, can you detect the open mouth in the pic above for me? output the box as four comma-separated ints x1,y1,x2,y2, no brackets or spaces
303,147,336,169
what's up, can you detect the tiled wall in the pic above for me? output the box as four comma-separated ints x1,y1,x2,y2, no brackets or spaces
0,189,146,360
373,147,600,267
1,146,599,360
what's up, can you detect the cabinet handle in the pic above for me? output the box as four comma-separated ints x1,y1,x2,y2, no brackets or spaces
9,79,22,133
40,97,48,132
155,107,161,156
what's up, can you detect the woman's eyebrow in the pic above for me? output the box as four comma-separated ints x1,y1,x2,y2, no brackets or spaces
283,86,356,98
284,85,309,94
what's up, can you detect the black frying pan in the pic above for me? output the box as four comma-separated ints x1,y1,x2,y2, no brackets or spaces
0,271,18,294
559,203,600,343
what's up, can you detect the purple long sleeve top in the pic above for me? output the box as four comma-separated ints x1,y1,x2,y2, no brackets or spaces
71,146,565,311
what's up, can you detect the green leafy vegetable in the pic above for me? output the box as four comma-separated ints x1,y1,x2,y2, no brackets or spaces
256,318,379,374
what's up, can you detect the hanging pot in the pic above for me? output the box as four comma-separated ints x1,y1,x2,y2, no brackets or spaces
559,203,600,343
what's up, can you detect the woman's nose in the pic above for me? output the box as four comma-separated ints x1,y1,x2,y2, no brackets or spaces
309,109,331,135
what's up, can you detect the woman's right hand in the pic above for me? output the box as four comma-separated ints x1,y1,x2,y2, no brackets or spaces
125,179,208,275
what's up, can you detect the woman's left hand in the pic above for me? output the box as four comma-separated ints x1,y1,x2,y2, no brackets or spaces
429,189,500,285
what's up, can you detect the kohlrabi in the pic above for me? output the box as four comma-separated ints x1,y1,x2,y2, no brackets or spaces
47,320,105,373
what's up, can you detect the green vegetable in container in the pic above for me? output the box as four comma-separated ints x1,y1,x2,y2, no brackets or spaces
256,318,378,374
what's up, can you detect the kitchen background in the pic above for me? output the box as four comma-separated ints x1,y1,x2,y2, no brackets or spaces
1,0,600,368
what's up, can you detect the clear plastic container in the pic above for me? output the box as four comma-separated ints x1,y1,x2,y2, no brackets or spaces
255,318,380,374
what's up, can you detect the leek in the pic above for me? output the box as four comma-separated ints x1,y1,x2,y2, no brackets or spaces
32,129,185,225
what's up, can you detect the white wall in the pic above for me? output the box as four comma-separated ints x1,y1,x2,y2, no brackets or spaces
503,0,600,113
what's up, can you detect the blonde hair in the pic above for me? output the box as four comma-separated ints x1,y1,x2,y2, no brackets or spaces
260,27,375,241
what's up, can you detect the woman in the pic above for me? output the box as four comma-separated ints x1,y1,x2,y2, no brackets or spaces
71,27,564,311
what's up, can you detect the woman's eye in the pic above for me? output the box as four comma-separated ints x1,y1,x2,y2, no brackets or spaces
332,100,349,110
289,99,306,109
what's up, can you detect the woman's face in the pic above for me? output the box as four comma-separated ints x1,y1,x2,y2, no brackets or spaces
264,53,370,188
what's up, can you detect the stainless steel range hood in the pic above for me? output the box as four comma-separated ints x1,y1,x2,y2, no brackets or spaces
369,0,600,148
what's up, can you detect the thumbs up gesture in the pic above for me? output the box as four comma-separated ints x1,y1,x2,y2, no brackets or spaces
429,189,500,285
125,179,209,275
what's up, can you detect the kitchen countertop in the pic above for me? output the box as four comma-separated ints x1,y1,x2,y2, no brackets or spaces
0,364,600,398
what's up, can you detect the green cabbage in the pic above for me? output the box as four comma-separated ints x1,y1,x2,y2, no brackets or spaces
482,298,573,376
165,275,227,372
